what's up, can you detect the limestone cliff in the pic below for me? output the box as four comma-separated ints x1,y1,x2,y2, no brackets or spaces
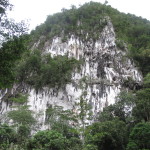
0,16,143,129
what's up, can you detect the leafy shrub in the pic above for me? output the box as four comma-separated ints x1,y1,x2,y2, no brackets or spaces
127,122,150,150
0,124,17,149
30,2,150,75
15,49,80,90
0,35,29,88
8,106,36,126
9,93,28,104
85,120,128,150
28,130,66,150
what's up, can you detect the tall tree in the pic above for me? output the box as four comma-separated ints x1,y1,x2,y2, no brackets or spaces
127,122,150,150
0,0,28,89
85,119,128,150
0,35,28,88
132,73,150,122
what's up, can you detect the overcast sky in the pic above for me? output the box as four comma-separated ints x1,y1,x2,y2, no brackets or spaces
8,0,150,32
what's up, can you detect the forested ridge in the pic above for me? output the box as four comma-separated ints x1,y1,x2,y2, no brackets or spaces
0,1,150,150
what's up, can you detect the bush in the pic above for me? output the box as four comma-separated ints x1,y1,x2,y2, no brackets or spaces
16,49,80,90
0,124,17,149
85,120,128,150
127,122,150,150
28,130,66,150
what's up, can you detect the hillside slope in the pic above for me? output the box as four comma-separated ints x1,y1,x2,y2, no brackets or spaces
0,2,146,128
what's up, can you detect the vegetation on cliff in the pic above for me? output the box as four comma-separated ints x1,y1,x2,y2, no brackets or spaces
1,1,150,89
30,1,150,75
15,49,80,90
0,1,150,150
1,74,150,149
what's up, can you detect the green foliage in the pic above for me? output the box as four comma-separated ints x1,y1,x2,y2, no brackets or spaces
122,77,137,90
30,2,150,75
127,122,150,150
45,105,82,149
46,106,82,150
96,77,150,149
132,88,150,122
14,125,31,149
1,1,150,150
98,91,135,123
107,10,150,75
83,144,98,150
143,73,150,88
15,49,80,90
8,105,36,126
9,93,28,104
46,105,78,128
18,125,30,139
0,35,29,89
85,119,127,150
0,0,28,89
28,129,82,150
0,0,28,87
30,2,107,45
78,94,92,123
132,49,150,76
0,124,17,150
97,105,115,122
1,87,149,150
29,130,66,150
52,123,82,150
132,74,150,122
7,105,36,148
104,3,150,75
75,93,93,144
116,39,126,50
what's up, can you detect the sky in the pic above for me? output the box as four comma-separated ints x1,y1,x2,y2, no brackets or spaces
8,0,150,32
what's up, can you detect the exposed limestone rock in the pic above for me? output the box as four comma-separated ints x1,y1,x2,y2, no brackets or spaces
0,20,142,129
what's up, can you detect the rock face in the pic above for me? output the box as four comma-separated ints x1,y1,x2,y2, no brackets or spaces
0,20,142,128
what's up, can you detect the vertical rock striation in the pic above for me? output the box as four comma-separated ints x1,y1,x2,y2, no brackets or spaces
0,19,142,128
